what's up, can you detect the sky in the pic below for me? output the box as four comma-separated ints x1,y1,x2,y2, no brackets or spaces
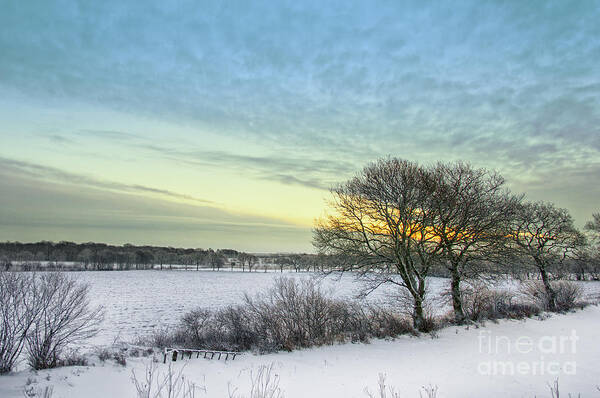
1,1,599,252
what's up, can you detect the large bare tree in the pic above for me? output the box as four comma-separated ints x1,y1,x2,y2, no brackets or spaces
426,162,521,323
510,201,583,310
313,158,443,331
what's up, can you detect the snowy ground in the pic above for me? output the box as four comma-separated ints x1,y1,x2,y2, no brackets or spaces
1,305,599,397
64,270,600,345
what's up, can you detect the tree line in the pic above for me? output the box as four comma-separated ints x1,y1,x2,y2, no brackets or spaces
0,241,239,271
0,241,335,273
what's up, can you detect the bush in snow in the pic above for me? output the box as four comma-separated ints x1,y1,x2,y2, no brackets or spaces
56,350,89,367
456,281,540,321
522,280,584,312
25,272,103,370
1,272,102,372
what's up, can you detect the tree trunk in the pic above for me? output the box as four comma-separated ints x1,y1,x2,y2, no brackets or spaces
412,297,426,331
410,278,428,332
539,266,557,311
450,266,466,323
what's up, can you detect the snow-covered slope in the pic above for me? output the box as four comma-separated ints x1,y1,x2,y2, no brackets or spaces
2,305,599,398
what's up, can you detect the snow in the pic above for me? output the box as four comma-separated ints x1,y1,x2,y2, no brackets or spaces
2,305,599,397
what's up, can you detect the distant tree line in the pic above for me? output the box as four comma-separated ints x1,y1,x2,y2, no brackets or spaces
0,241,349,273
0,241,240,271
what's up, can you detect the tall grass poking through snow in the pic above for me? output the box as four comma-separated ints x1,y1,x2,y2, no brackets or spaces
363,374,438,398
131,362,200,398
228,364,284,398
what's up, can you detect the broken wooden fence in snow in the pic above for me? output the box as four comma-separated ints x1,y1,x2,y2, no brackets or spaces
163,348,240,363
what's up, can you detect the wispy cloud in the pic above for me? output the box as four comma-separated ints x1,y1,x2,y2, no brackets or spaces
0,157,214,205
77,129,142,141
0,167,310,251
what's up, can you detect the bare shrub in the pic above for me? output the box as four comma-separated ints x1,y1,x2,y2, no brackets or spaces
96,347,113,362
25,273,103,370
450,281,540,321
243,277,344,350
143,328,179,349
113,351,127,367
522,281,583,312
242,277,414,351
131,361,198,398
388,288,437,332
0,272,39,373
56,350,88,367
554,281,585,311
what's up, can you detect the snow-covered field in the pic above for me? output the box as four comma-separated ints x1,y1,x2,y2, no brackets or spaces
1,305,599,397
60,270,600,345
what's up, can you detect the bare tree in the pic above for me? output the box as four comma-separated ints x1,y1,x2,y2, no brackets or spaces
207,250,225,271
314,158,443,331
510,202,583,311
239,253,258,272
426,162,521,323
26,273,103,369
77,248,93,270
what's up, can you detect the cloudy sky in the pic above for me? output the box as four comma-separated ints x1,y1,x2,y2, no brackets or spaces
1,1,599,252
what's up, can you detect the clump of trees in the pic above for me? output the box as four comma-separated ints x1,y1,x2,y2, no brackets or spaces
0,272,103,373
314,157,597,330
